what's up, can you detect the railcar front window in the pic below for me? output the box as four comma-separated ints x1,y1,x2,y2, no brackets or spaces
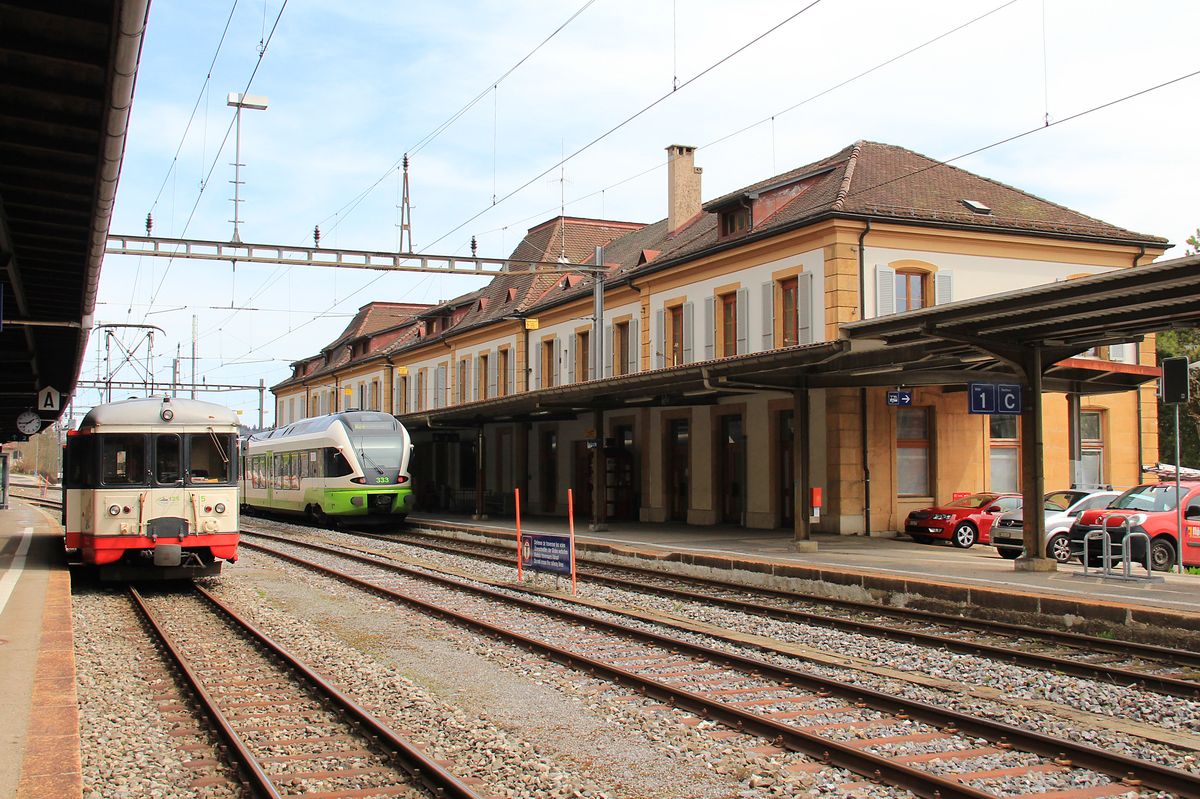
100,434,146,485
187,433,235,484
155,434,182,484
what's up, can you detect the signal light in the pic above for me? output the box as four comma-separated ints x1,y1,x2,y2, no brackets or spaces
108,505,120,516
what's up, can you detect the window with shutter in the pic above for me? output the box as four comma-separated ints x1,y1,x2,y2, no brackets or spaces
762,282,775,350
875,264,896,317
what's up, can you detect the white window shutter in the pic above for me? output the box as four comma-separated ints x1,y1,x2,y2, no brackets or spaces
473,356,481,401
704,296,715,360
553,338,561,386
604,324,613,377
655,309,665,369
488,353,498,397
628,318,639,374
797,271,814,345
735,288,748,355
876,264,896,317
761,282,774,350
935,270,953,305
682,301,694,363
509,350,517,394
534,342,542,389
568,335,577,383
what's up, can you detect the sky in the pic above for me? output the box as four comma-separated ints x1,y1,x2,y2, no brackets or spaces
89,0,1200,426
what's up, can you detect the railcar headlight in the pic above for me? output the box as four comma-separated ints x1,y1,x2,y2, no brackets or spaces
108,504,121,516
214,502,226,514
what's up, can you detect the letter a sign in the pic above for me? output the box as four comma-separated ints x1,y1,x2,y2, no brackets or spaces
37,386,60,412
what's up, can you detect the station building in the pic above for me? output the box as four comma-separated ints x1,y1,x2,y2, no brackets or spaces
271,141,1168,535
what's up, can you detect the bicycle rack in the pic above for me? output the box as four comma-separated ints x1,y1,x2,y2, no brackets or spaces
1074,514,1163,583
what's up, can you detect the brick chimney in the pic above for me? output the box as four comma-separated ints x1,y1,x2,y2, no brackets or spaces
666,144,701,236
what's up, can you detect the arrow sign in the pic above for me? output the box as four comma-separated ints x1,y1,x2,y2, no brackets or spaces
886,390,913,407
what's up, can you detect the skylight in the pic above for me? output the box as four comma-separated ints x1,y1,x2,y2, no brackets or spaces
961,199,992,215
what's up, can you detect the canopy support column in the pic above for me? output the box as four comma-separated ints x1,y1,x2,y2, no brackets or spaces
1017,346,1054,572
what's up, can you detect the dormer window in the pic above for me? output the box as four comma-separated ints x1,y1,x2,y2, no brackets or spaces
719,206,750,238
506,287,517,303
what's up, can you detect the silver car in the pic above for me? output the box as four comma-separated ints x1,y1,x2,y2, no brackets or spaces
991,489,1120,562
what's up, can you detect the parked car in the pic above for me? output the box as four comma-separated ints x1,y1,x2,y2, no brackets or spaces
904,492,1022,548
991,489,1120,562
1068,481,1200,571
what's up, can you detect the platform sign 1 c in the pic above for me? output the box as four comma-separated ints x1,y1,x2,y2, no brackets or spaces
969,383,1021,415
886,389,913,407
519,533,573,576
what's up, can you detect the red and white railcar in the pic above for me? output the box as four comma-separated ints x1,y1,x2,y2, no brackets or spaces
63,397,240,578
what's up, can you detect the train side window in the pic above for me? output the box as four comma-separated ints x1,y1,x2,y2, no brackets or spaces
324,447,353,477
155,434,181,484
101,434,146,485
66,435,95,487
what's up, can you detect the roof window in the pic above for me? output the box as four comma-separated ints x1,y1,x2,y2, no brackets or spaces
961,199,992,215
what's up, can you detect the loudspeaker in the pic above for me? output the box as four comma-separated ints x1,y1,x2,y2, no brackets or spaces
1161,356,1190,404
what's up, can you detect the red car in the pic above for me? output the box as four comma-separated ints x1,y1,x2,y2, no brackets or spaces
1069,481,1200,571
903,492,1022,548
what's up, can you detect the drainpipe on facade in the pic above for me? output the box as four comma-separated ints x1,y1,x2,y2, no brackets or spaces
858,220,873,535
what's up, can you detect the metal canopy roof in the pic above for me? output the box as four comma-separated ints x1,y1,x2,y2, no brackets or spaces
841,253,1200,366
0,0,148,439
402,255,1200,430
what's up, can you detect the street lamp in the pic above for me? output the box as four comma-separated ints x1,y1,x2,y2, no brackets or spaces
226,92,268,243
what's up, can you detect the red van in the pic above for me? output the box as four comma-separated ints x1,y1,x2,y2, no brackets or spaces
1068,481,1200,571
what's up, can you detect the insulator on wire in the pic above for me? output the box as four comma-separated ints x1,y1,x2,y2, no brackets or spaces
313,225,321,248
470,236,477,257
145,213,153,236
402,153,409,171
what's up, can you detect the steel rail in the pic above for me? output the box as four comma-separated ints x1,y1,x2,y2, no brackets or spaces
189,584,487,799
129,586,283,799
132,584,488,799
243,532,1200,797
398,523,1200,681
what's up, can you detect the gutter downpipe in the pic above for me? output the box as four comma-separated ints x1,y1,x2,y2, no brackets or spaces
858,220,872,535
1133,243,1147,480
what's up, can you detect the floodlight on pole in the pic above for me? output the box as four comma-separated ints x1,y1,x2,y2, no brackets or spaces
227,92,268,244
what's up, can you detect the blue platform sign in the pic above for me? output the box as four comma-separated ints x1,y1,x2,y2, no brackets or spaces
968,383,995,414
996,384,1021,414
886,390,913,407
969,383,1022,415
520,533,573,575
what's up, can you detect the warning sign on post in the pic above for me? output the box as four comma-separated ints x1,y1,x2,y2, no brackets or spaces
519,533,573,576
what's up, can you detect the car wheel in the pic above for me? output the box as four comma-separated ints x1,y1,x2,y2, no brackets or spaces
911,535,933,545
951,522,978,548
1150,536,1177,572
1047,533,1073,564
997,546,1021,559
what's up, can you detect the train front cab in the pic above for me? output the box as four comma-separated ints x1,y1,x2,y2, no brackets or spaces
64,425,240,579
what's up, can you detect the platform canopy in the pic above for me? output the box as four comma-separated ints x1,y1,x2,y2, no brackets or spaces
0,0,148,439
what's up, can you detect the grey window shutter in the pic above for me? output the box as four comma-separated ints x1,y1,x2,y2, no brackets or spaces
655,309,665,369
704,296,715,360
534,342,542,389
473,356,481,401
604,324,613,377
761,281,774,350
735,288,748,355
935,270,953,305
434,365,445,408
682,301,694,363
568,335,577,383
797,272,814,345
553,338,561,386
488,352,499,397
628,318,639,374
509,349,517,394
876,264,896,317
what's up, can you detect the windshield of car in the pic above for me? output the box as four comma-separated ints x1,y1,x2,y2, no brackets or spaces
1044,490,1086,512
1110,484,1186,513
946,493,994,509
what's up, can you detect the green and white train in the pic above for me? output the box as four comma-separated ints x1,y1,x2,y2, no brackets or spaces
240,411,414,525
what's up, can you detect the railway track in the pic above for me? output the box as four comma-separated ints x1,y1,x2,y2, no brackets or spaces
7,488,62,510
129,583,488,799
242,528,1200,799
373,523,1200,700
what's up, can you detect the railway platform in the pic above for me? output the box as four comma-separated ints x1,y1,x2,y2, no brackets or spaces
0,496,80,799
407,512,1200,635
